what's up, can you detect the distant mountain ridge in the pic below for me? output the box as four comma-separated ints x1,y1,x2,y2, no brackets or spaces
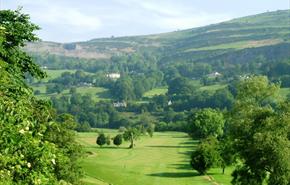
26,9,290,62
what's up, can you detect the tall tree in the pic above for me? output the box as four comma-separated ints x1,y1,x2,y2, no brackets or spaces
113,134,123,147
96,133,107,147
190,136,221,175
188,108,225,139
0,9,82,184
123,127,140,149
229,76,290,185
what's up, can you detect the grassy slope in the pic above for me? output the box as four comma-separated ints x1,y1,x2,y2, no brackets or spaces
32,86,111,101
78,131,233,185
143,87,168,98
27,10,290,62
280,87,290,99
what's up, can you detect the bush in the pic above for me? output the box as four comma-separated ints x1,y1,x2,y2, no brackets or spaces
96,133,106,147
106,135,111,145
190,137,221,174
113,134,123,147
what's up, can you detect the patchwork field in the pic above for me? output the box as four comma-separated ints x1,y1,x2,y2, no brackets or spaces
78,131,233,185
32,86,111,101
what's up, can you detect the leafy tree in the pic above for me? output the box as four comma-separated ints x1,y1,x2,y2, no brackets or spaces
0,9,82,184
112,76,135,100
34,89,41,95
76,121,91,132
219,137,235,174
96,133,106,147
168,77,195,95
113,134,123,147
46,84,64,94
106,135,111,145
188,108,225,139
190,137,221,175
147,124,155,137
229,76,290,185
123,127,141,149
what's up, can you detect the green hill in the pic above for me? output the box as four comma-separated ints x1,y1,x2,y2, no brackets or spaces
26,10,290,63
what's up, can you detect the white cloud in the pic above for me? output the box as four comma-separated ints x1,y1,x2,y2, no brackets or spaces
34,7,102,32
3,0,285,42
112,0,231,29
157,12,231,29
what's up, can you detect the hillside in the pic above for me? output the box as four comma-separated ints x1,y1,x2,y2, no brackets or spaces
26,10,290,62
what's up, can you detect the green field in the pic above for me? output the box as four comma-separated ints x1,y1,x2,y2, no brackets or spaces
280,88,290,99
32,86,111,101
78,131,233,185
73,86,111,101
143,87,168,98
198,84,227,92
37,69,77,82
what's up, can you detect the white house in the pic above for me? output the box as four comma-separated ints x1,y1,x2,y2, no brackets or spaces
207,72,222,78
106,73,121,79
113,101,127,108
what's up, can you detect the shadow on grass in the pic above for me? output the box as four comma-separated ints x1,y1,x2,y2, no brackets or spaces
171,135,189,139
96,90,112,99
147,171,199,178
146,145,193,149
178,151,193,156
179,140,200,145
86,146,129,150
168,163,192,170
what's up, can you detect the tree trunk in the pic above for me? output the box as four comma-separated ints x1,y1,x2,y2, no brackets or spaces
129,134,134,149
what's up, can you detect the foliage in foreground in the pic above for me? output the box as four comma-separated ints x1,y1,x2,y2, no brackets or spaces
0,9,82,184
188,108,225,139
190,137,221,175
229,76,290,185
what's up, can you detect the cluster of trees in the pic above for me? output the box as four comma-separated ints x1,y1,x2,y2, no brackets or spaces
188,76,290,184
50,70,94,87
96,127,143,149
266,60,290,87
51,91,160,132
111,71,164,100
51,94,120,128
96,133,117,147
0,9,82,184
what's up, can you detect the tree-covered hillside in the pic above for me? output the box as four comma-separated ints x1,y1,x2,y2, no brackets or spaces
26,10,290,63
25,10,290,132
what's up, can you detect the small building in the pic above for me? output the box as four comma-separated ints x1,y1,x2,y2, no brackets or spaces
207,72,222,78
113,101,127,108
106,73,121,79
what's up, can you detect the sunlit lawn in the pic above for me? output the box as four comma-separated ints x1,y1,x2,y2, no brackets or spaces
78,130,233,185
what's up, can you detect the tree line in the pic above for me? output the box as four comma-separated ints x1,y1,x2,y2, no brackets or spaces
187,76,290,184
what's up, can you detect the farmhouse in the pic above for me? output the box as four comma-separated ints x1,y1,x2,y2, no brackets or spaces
113,101,127,108
207,72,222,78
106,73,121,79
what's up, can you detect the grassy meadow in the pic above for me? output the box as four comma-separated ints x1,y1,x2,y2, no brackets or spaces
143,87,168,98
78,130,233,185
32,85,111,101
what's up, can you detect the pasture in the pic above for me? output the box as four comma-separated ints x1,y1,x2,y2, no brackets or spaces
143,87,168,98
78,131,233,185
32,86,111,101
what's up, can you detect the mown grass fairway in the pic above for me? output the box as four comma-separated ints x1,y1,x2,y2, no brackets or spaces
78,131,232,185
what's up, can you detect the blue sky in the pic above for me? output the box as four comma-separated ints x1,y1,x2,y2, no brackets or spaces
2,0,289,42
